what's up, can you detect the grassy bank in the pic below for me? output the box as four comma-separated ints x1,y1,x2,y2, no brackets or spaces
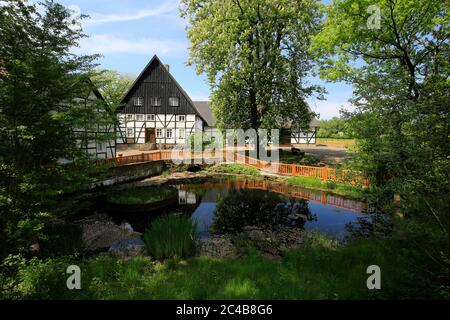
205,163,261,176
286,176,367,199
2,230,445,300
107,186,178,205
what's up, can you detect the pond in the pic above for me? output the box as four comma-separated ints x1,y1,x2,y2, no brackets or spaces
102,177,375,241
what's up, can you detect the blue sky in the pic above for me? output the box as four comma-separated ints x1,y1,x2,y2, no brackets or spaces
53,0,354,119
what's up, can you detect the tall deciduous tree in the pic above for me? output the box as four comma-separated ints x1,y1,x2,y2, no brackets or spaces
92,70,135,111
180,0,324,153
313,0,449,193
0,0,111,254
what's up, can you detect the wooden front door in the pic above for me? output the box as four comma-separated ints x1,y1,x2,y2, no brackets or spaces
145,128,156,143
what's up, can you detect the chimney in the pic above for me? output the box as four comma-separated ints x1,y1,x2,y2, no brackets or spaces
164,64,170,72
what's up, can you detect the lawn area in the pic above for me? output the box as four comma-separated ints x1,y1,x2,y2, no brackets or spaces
286,176,367,199
316,138,356,149
4,233,442,300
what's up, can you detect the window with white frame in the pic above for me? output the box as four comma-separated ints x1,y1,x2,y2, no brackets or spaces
134,97,144,106
127,128,134,137
136,114,144,121
151,97,161,107
147,114,155,121
178,128,185,139
169,97,179,107
97,143,104,151
126,114,134,121
156,128,163,138
166,129,173,139
177,115,185,122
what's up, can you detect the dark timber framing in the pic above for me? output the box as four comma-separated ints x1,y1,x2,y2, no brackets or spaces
116,55,207,148
75,87,117,159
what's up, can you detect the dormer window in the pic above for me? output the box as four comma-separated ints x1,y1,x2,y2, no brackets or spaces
151,97,161,107
169,97,179,107
134,97,144,106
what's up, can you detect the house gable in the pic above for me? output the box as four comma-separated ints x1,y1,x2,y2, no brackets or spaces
117,55,205,121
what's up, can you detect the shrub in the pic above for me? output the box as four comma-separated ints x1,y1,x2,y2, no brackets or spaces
143,215,198,260
40,223,84,258
107,186,178,205
206,164,260,176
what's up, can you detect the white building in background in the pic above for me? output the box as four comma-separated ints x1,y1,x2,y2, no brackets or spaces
116,55,319,149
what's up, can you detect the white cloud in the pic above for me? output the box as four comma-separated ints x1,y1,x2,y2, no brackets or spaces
75,34,188,57
85,1,178,25
309,99,356,120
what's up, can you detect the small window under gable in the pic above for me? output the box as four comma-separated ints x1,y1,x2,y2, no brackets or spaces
126,114,134,121
134,97,144,106
177,115,185,122
169,97,179,107
136,114,144,121
151,97,161,107
147,114,155,121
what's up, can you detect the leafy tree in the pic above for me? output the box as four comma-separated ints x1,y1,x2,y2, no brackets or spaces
317,117,354,138
0,0,111,255
91,69,135,110
313,0,449,193
180,0,324,156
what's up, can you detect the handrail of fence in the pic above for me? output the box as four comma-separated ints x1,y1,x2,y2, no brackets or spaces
96,150,368,185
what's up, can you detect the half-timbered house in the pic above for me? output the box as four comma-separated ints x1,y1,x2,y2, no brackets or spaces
116,55,319,149
116,55,209,148
74,84,116,159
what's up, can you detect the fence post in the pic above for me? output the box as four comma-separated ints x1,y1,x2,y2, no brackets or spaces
322,167,328,181
291,163,296,176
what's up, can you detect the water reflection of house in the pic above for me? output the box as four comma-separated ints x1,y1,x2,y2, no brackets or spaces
178,190,197,204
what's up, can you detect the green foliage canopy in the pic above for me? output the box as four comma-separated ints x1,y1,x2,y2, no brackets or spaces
0,0,112,255
312,0,450,192
180,0,324,132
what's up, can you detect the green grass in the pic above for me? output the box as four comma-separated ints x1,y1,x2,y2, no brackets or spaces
143,215,199,260
107,186,178,205
206,163,261,176
286,176,367,199
278,151,321,166
316,138,356,149
4,231,445,300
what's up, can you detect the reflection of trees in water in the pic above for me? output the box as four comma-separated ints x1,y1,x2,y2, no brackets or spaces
344,211,393,242
212,188,314,233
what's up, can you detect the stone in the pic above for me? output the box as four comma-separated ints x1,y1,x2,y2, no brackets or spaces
198,235,235,259
77,216,142,252
108,237,146,259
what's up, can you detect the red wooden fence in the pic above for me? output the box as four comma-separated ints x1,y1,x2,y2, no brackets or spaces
96,150,368,185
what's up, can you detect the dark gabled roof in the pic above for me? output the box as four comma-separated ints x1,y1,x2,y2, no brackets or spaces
117,55,208,124
193,101,213,127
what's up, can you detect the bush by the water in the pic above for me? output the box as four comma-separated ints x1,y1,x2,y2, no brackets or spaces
143,215,198,260
107,186,178,205
206,163,261,176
